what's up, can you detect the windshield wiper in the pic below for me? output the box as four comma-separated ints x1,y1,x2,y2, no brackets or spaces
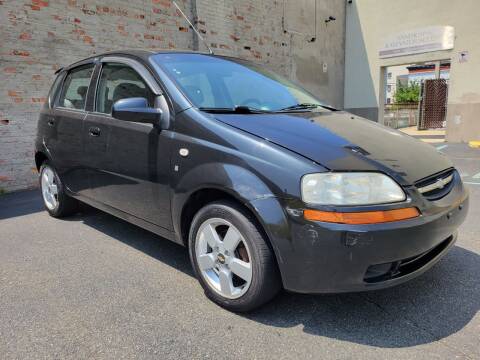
198,106,272,114
276,103,337,112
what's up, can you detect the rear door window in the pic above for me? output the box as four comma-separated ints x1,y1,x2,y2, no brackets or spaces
58,65,94,110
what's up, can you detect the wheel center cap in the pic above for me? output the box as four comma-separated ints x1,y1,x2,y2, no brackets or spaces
217,253,226,264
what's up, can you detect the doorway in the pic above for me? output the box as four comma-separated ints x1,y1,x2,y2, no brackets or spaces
381,60,450,132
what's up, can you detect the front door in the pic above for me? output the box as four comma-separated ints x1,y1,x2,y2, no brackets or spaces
84,61,173,229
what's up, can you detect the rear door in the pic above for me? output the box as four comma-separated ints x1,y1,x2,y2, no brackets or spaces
84,57,173,229
50,63,95,196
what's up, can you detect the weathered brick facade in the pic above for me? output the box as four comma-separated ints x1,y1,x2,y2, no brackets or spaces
0,0,345,192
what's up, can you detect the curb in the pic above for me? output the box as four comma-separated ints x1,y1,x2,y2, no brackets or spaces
469,141,480,148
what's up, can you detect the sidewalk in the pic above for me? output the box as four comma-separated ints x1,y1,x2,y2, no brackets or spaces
399,126,445,143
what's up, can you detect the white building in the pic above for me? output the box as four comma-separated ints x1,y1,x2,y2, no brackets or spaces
385,66,409,104
345,0,480,142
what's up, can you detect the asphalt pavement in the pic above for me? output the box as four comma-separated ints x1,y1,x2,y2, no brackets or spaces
1,143,479,359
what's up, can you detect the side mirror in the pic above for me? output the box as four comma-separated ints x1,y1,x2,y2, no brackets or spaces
112,97,167,129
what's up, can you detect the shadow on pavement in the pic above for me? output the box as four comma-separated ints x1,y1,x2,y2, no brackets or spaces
6,190,479,349
0,190,44,220
246,244,479,348
72,203,194,276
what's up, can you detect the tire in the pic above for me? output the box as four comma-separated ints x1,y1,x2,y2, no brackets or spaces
189,200,281,312
39,161,79,218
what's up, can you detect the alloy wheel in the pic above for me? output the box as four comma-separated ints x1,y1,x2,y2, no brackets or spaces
41,166,59,210
195,218,253,299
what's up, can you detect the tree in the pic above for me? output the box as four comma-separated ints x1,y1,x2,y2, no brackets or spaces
393,81,420,104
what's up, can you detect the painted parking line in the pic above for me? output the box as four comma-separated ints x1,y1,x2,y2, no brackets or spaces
472,172,480,179
463,181,480,185
436,144,448,150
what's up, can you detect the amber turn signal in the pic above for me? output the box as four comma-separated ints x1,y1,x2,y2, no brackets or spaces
303,207,420,225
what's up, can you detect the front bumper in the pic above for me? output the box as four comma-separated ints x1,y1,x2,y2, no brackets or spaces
275,177,469,294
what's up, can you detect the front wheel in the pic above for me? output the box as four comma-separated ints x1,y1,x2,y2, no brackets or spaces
39,162,79,217
189,201,281,312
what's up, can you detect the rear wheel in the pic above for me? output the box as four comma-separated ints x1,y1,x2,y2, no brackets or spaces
39,162,79,217
189,201,281,312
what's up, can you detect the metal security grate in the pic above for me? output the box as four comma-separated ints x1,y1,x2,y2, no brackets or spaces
418,79,448,130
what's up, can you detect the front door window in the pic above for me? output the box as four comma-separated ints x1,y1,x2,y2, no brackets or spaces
96,63,156,114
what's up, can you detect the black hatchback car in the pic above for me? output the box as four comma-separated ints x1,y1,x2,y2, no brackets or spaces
35,50,468,311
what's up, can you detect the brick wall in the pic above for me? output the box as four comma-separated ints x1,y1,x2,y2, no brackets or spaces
0,0,345,192
194,0,345,105
195,1,291,74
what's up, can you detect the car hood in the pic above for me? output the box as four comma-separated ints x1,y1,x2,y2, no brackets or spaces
213,111,452,185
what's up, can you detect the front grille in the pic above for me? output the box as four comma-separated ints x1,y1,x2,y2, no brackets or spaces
415,168,455,201
364,235,453,283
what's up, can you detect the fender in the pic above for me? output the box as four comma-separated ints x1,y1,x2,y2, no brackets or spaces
34,140,54,170
171,163,276,236
171,162,295,287
248,195,298,289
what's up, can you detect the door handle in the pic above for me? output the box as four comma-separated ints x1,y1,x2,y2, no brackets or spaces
89,126,101,137
47,119,55,126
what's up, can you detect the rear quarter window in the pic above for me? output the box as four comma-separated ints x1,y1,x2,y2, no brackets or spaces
47,72,65,108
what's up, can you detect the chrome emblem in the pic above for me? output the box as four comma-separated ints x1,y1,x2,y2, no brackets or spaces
418,174,453,194
435,177,448,189
217,254,226,264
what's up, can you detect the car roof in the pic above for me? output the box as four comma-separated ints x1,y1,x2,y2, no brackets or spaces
59,49,251,74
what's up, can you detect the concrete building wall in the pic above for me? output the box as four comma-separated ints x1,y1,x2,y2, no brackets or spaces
344,0,480,142
0,0,345,192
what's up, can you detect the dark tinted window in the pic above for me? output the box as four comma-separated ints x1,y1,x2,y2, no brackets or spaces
96,63,155,114
152,53,325,111
58,65,94,110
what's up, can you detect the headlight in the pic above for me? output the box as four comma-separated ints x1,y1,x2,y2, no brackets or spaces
301,172,406,205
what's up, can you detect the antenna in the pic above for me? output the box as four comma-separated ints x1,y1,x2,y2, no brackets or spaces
172,1,214,55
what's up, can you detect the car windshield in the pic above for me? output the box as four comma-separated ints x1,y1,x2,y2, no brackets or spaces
151,53,330,112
